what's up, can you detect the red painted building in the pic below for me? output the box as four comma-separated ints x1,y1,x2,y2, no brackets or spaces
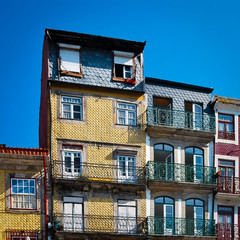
213,95,240,240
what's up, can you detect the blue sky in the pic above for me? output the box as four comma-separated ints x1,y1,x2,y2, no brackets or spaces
1,0,240,148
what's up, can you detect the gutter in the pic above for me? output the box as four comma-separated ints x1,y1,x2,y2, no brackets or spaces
43,153,48,240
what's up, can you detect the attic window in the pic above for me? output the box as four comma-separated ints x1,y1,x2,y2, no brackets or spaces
113,51,135,84
59,43,82,77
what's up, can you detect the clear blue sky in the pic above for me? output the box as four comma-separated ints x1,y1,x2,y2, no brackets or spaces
1,0,240,148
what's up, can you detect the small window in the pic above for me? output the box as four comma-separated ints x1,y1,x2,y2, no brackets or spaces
59,43,81,74
218,113,235,140
114,51,134,79
61,96,82,120
118,156,136,182
117,102,136,126
11,178,36,209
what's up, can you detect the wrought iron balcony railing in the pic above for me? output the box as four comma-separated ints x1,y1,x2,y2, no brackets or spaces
217,176,240,194
147,107,216,132
148,217,216,236
54,214,147,235
146,161,216,184
52,161,146,184
217,223,239,240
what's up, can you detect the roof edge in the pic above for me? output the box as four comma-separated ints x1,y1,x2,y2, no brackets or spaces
145,77,213,93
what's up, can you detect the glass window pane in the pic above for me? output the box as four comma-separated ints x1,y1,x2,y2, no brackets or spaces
12,187,17,193
227,123,233,132
164,144,173,152
186,199,194,206
165,197,174,204
218,122,225,131
195,148,203,155
12,179,17,186
219,114,233,122
18,187,23,193
185,147,193,154
18,180,23,186
155,197,164,204
154,144,163,151
195,199,203,206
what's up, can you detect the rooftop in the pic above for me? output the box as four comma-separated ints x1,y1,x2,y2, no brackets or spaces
45,29,146,54
145,77,213,93
213,95,240,106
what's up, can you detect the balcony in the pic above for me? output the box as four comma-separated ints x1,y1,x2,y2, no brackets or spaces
146,161,216,190
52,161,146,190
217,176,240,194
54,214,147,236
146,107,215,141
147,217,216,237
217,223,239,240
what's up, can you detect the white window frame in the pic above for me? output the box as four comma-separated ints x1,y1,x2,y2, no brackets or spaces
62,149,82,178
11,178,36,209
61,96,82,120
117,102,137,126
114,51,134,79
59,43,81,73
117,156,136,182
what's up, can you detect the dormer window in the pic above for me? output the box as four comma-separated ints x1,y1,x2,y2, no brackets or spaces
113,51,135,84
59,43,82,77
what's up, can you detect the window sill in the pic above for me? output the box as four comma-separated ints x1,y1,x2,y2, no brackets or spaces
60,71,83,78
60,117,83,121
112,77,136,85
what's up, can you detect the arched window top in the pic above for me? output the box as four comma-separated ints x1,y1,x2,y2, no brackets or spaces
185,147,203,155
154,144,173,152
186,198,203,206
155,196,174,205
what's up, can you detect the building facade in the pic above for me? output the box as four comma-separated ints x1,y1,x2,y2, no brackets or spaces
0,146,48,240
39,29,147,239
145,77,216,239
213,95,240,240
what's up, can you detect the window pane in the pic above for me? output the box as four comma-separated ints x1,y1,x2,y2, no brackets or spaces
164,144,173,152
118,103,126,109
74,113,81,120
12,179,17,186
18,180,23,186
155,197,164,204
186,199,194,206
165,197,174,204
195,148,203,155
115,64,124,78
185,148,193,154
195,199,203,206
227,123,233,132
219,114,233,122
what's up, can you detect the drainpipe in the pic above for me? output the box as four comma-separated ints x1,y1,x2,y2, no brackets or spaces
43,153,48,240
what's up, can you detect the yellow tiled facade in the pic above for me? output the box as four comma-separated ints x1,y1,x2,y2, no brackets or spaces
51,84,146,219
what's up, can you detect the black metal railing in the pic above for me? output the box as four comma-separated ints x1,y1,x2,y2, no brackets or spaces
146,161,216,184
147,107,215,132
54,214,147,235
147,217,216,236
217,223,239,240
217,176,240,194
52,161,146,184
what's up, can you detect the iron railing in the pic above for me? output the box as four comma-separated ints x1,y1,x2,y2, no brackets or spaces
52,161,146,184
147,107,216,132
147,217,216,236
217,176,240,194
146,161,216,184
217,223,239,240
54,214,147,235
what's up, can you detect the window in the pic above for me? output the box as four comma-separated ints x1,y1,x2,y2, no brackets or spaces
117,102,136,126
114,51,134,79
62,149,82,178
154,197,174,235
118,200,136,233
11,178,36,209
61,96,82,120
118,156,136,182
186,199,204,236
63,197,83,231
6,231,38,240
185,102,203,130
218,113,235,140
154,144,174,180
185,147,204,183
59,43,81,74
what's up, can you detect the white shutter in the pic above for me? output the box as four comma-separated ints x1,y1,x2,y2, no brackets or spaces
60,49,80,72
114,56,133,66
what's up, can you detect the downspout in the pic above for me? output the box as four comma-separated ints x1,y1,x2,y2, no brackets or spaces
43,153,48,240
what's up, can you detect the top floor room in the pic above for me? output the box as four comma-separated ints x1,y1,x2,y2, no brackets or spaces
145,77,216,142
42,29,146,92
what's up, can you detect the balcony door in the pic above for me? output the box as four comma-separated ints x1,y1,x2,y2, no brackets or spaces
186,199,204,236
118,156,136,183
153,97,172,126
218,206,234,239
185,102,203,130
118,200,137,234
154,144,174,181
63,197,83,231
185,147,204,183
218,160,235,193
62,149,82,178
155,197,174,235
